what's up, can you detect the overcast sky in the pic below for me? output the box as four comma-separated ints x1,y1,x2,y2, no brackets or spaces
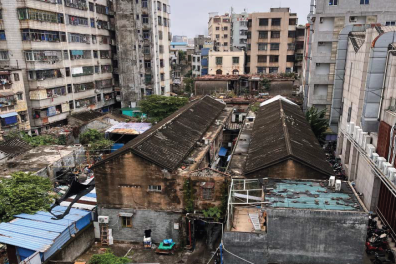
170,0,311,38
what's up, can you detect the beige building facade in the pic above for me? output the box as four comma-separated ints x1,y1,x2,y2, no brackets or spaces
208,51,245,75
208,13,232,52
246,8,297,74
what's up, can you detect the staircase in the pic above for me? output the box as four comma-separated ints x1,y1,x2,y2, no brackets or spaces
249,213,261,231
375,216,396,252
101,224,109,246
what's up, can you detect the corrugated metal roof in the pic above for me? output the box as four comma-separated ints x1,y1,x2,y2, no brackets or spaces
0,206,91,260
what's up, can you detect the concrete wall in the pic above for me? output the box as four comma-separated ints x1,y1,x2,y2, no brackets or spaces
246,160,330,180
223,231,268,264
195,80,228,95
98,208,181,243
224,208,368,264
50,224,95,262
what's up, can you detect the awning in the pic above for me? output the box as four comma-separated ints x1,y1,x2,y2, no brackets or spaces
0,112,18,118
219,147,227,157
0,71,10,75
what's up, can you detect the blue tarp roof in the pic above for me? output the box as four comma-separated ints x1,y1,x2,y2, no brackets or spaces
171,42,187,46
0,112,18,118
219,147,227,157
0,206,92,259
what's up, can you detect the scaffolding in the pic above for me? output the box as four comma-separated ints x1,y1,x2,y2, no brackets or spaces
226,178,267,231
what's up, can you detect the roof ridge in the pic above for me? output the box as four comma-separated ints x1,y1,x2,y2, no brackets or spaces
280,100,292,156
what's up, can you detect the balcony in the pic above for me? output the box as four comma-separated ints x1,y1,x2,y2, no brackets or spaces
33,111,69,126
30,94,73,108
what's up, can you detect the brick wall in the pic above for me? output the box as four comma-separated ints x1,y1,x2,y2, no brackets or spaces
377,121,392,158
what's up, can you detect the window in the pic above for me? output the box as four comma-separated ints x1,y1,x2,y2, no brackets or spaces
257,67,266,73
90,18,95,28
63,50,69,60
288,31,296,38
96,4,107,14
17,8,64,24
223,26,228,31
247,44,251,51
224,34,228,38
247,31,251,39
202,185,214,200
121,216,132,228
143,30,150,39
270,43,279,50
269,67,278,73
287,55,295,62
269,55,279,62
386,21,396,26
158,16,162,26
159,45,164,54
286,67,292,73
97,20,109,29
329,0,338,5
101,65,112,73
159,30,163,40
271,31,280,38
288,43,296,50
160,73,165,81
160,59,164,68
216,27,220,30
89,2,94,11
157,1,161,11
258,43,268,51
0,51,9,60
21,29,66,42
0,31,5,40
215,34,220,39
143,45,150,54
142,15,149,24
259,18,268,26
232,57,239,64
216,57,222,65
258,31,268,39
258,55,267,63
271,18,281,26
246,55,250,63
67,15,88,26
163,3,166,12
14,73,20,81
289,18,297,25
93,50,98,58
65,67,70,77
224,42,228,46
17,93,23,100
144,60,151,68
142,0,148,8
148,185,162,192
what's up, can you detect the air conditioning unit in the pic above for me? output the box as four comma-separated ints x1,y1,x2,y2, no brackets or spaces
346,123,350,134
348,122,355,135
359,132,367,146
356,128,363,144
335,180,342,191
353,126,361,140
366,144,376,159
320,17,324,23
98,216,109,224
363,135,372,149
329,176,336,187
350,16,357,22
383,162,392,175
388,168,396,182
377,157,386,170
372,153,379,163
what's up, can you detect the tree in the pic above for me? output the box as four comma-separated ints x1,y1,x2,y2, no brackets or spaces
260,78,271,92
183,77,194,94
89,250,129,264
0,172,55,222
140,95,189,122
79,129,114,151
305,107,329,144
4,132,64,147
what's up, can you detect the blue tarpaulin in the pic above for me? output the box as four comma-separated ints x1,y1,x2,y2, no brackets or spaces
219,147,227,157
0,112,18,125
47,106,56,117
0,112,18,118
71,50,83,56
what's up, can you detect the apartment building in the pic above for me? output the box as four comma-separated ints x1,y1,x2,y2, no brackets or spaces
230,11,248,51
0,0,116,131
208,51,245,75
194,35,211,53
208,13,232,52
246,8,298,74
115,0,171,107
303,0,396,130
335,25,396,242
0,69,30,133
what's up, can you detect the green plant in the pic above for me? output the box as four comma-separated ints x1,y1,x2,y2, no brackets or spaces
183,77,194,93
305,106,329,145
183,179,195,213
140,95,189,122
0,172,56,222
79,129,114,151
184,70,193,78
203,207,222,222
250,102,260,113
260,78,271,91
89,249,129,264
178,50,186,62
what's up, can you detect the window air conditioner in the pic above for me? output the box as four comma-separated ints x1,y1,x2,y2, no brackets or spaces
366,144,375,159
377,157,386,170
348,122,355,135
372,153,379,163
383,162,392,175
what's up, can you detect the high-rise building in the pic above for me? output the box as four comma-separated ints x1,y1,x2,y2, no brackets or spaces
303,0,396,131
230,11,248,51
208,13,232,52
246,8,298,75
0,0,116,133
115,0,171,108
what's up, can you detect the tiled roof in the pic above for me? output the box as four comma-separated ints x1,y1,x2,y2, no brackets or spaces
69,111,105,122
0,138,32,158
245,99,333,176
93,96,226,171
